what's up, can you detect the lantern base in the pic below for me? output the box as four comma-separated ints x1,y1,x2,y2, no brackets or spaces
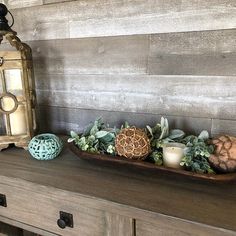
15,141,29,150
0,142,29,151
0,144,9,151
0,135,31,151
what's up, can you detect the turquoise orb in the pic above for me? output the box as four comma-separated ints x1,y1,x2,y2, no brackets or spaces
28,133,63,160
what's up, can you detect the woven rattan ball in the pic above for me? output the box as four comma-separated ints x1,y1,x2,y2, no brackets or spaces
209,135,236,173
115,127,151,160
28,133,63,160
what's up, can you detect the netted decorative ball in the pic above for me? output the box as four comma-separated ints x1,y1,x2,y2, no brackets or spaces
209,135,236,173
115,127,151,160
28,133,63,160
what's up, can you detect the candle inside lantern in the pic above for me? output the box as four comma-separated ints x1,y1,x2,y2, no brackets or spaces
10,98,27,135
1,96,27,135
163,143,186,169
3,69,27,135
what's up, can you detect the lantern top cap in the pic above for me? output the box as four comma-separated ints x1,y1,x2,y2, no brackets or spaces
0,3,15,35
0,4,8,16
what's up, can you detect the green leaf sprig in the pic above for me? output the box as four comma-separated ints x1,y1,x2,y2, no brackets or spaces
180,131,215,174
68,118,118,155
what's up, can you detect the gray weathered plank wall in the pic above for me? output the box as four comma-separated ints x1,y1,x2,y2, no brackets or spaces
1,0,236,136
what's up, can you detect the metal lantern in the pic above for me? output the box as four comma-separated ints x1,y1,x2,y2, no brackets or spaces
0,4,37,150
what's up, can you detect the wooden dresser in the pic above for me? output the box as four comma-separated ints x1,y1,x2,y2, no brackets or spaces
0,145,235,236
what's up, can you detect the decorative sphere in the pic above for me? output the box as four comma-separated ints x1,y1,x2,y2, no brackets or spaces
28,133,63,160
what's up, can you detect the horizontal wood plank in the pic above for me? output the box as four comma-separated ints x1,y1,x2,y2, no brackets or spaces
136,219,236,236
37,105,212,136
29,35,148,75
35,74,236,119
211,119,236,137
148,29,236,75
43,0,75,4
0,0,43,9
28,30,236,76
9,0,236,41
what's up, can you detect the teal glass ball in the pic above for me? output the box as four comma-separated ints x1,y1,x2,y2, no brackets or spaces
28,133,63,160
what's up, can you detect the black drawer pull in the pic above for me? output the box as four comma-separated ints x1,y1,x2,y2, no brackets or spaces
57,211,73,229
0,194,7,207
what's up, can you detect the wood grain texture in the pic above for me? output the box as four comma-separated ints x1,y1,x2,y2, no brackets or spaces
148,29,236,76
43,0,76,4
0,216,57,236
22,231,39,236
37,105,212,135
211,119,236,137
136,219,236,236
0,0,43,9
0,182,133,236
9,0,236,41
0,147,236,232
104,213,134,236
29,35,148,75
0,222,22,236
35,74,236,119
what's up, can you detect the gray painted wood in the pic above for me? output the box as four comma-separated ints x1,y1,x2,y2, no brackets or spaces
29,35,148,75
136,219,236,236
35,74,236,119
43,0,76,4
0,148,236,232
9,0,236,41
0,180,133,236
38,105,212,136
105,213,134,236
211,119,236,137
0,0,43,9
0,216,57,236
148,29,236,75
0,222,22,236
0,1,235,139
29,30,236,76
23,231,38,236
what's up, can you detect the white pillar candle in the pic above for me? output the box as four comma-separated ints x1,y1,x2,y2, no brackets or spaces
10,100,27,135
2,69,27,135
163,143,186,169
2,96,27,135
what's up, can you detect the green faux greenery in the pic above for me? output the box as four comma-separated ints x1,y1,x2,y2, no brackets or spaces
145,118,215,173
179,132,215,174
68,117,215,174
68,118,118,155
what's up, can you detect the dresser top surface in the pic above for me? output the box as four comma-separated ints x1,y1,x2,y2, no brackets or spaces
0,143,235,231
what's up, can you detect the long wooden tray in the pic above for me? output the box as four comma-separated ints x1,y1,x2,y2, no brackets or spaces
69,142,236,182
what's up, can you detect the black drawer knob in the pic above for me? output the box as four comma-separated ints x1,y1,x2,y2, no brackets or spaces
57,219,66,229
0,194,7,207
57,211,73,229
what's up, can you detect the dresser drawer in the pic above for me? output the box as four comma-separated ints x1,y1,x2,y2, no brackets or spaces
136,218,236,236
0,181,133,236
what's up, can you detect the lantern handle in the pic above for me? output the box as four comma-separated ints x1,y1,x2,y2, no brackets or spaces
5,33,32,59
7,10,14,28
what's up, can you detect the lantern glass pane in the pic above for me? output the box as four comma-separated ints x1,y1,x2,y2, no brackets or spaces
4,69,23,96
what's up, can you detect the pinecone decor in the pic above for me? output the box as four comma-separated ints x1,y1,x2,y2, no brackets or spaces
115,127,151,160
209,135,236,173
